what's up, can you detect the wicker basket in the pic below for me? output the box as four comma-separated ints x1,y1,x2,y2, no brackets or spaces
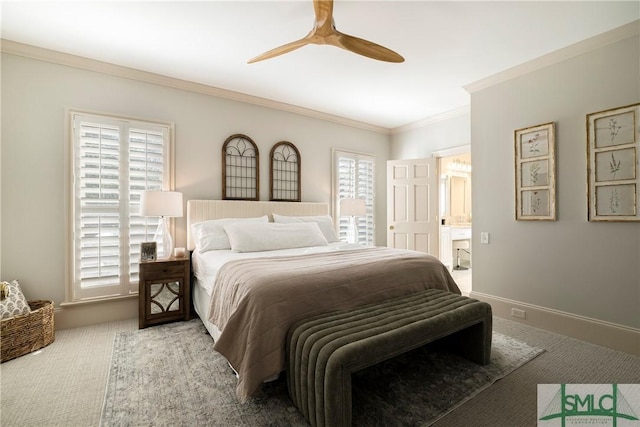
1,300,55,363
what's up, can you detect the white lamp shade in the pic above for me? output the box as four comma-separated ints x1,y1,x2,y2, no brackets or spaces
140,191,183,218
340,198,366,217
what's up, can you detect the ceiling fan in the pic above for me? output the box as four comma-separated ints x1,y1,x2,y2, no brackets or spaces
248,0,404,64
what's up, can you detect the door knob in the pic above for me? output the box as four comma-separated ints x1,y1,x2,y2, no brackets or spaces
389,225,395,230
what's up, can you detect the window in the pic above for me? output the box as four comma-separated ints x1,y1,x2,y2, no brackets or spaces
333,149,376,245
69,111,173,302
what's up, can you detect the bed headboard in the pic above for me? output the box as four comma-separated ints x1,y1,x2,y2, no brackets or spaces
186,200,330,250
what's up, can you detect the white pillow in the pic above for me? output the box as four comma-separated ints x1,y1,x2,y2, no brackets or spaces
272,214,339,243
224,222,328,253
191,216,268,252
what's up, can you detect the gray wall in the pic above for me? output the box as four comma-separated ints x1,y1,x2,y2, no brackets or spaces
470,35,640,328
1,53,391,305
390,108,470,159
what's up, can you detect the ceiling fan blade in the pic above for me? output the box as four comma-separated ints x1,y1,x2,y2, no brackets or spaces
247,38,311,64
334,32,404,63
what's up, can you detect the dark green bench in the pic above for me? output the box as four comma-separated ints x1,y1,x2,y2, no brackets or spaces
286,289,492,427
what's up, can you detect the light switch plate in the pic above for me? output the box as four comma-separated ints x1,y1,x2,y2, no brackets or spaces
480,232,490,244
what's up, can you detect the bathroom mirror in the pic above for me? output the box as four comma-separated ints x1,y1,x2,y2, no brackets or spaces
450,175,468,217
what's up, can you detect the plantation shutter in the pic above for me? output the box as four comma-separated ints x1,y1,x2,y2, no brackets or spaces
71,112,171,301
74,119,122,293
335,150,375,245
128,128,166,282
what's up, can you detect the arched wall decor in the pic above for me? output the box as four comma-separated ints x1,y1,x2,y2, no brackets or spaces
222,134,259,200
270,141,301,202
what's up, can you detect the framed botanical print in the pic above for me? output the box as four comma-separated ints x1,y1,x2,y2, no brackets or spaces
587,103,640,221
514,122,556,220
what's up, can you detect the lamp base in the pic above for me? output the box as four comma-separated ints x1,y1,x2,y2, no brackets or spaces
347,216,360,245
153,217,174,259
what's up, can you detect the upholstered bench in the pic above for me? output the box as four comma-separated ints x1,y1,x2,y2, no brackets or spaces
286,289,492,427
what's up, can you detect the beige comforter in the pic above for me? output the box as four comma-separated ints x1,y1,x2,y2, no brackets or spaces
208,246,460,401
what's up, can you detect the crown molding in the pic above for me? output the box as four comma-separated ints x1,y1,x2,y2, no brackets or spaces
464,19,640,94
431,144,471,158
0,39,390,135
390,104,470,135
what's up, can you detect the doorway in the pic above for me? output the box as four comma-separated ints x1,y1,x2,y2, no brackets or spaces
436,149,472,295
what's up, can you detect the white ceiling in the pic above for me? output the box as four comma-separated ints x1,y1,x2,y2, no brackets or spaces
1,1,638,130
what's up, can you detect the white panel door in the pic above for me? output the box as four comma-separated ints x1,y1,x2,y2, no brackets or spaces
387,158,439,255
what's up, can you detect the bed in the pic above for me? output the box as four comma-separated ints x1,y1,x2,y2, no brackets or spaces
187,200,460,402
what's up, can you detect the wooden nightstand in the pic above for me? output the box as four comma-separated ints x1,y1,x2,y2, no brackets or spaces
138,255,191,329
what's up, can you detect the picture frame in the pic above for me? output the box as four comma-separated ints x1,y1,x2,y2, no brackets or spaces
222,134,259,201
269,141,301,202
140,242,157,262
587,103,640,222
514,122,556,221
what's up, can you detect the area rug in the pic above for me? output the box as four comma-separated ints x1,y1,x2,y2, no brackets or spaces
100,319,543,426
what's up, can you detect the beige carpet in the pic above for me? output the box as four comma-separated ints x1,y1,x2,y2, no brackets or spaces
432,319,640,427
1,319,137,426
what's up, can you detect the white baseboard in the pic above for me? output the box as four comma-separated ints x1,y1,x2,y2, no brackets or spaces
54,297,137,330
469,291,640,356
52,290,640,356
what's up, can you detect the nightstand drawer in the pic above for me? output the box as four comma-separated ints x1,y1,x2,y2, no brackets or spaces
140,261,186,280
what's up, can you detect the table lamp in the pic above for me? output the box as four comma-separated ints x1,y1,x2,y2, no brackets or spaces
339,198,366,244
140,190,183,259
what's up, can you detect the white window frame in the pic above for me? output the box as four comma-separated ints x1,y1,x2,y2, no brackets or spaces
67,110,174,303
332,148,376,245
